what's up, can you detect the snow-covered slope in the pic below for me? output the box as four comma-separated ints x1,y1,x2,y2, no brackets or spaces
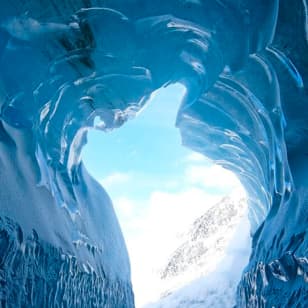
144,193,251,307
160,195,246,287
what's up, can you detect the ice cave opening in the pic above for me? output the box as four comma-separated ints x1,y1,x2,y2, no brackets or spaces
0,1,307,307
82,83,251,307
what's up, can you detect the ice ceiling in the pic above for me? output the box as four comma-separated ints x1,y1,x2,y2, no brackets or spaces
0,0,307,307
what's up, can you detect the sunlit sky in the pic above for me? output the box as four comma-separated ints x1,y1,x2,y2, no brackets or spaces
82,84,242,306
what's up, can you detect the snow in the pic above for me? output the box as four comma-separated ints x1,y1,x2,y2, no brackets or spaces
143,192,251,308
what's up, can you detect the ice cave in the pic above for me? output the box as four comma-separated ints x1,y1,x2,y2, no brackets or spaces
0,0,307,307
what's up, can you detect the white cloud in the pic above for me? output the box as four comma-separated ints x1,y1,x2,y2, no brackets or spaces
125,183,247,307
146,189,220,234
105,163,244,307
114,187,224,307
113,197,137,218
185,152,208,163
185,164,241,191
100,172,131,188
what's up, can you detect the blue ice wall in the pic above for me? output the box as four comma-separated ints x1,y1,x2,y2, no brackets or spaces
0,0,307,307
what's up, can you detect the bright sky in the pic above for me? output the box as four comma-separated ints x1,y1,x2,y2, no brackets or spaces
82,83,243,307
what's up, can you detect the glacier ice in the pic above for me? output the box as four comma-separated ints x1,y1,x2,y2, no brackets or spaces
0,0,307,307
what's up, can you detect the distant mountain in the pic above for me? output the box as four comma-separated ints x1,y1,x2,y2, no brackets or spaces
145,193,250,308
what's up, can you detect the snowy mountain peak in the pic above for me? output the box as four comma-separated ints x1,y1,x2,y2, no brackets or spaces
160,195,246,282
144,193,251,307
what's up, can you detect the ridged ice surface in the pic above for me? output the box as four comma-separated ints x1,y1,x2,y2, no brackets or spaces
0,0,307,307
0,217,133,307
